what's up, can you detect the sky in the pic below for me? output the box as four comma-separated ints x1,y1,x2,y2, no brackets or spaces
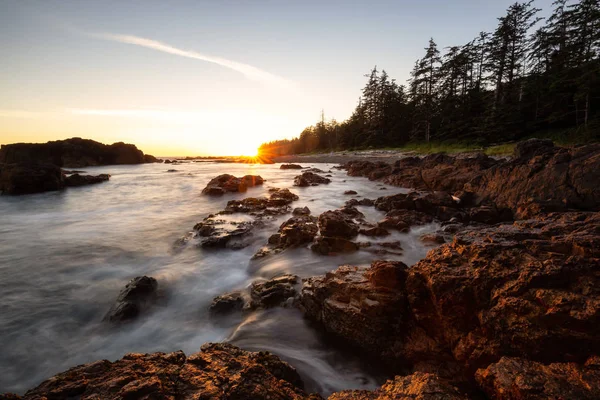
0,0,555,156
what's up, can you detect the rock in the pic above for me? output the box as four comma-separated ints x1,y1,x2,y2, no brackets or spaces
317,210,360,238
194,219,258,250
280,163,303,169
209,291,245,314
407,212,600,373
359,227,390,237
166,169,178,172
0,163,64,195
469,142,600,218
305,168,325,173
104,276,158,323
253,215,318,258
14,343,312,400
378,210,434,231
419,233,445,245
0,138,155,167
251,274,300,308
293,172,331,187
475,356,600,400
311,236,359,255
64,173,110,187
513,138,555,160
202,174,264,195
344,190,357,195
293,206,311,216
330,372,467,400
300,261,410,361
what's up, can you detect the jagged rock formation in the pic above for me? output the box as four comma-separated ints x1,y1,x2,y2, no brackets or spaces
280,163,303,169
104,276,159,323
293,171,331,187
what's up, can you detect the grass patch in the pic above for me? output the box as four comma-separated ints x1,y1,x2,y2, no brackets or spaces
484,143,516,156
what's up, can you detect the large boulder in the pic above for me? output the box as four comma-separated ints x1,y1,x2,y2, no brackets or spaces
300,261,411,363
317,210,359,238
293,172,331,187
475,356,600,400
0,138,155,167
11,343,313,400
202,174,264,195
0,163,64,195
104,276,158,323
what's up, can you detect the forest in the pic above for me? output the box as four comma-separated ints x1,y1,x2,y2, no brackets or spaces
259,0,600,156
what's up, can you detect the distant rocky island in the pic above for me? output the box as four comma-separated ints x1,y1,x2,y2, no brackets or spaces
0,138,159,195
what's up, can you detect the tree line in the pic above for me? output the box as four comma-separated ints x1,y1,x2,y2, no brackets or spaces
259,0,599,156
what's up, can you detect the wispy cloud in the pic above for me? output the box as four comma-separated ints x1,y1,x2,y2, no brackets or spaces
91,33,293,89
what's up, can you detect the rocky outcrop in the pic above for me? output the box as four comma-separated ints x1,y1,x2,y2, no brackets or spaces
311,236,359,255
0,138,157,167
143,154,160,163
344,140,600,219
193,218,259,249
294,172,331,187
104,276,158,323
9,343,315,400
223,188,298,216
476,356,600,400
345,198,375,207
253,215,318,258
468,140,600,218
330,372,467,400
407,212,600,373
280,163,303,169
0,163,111,195
202,174,265,195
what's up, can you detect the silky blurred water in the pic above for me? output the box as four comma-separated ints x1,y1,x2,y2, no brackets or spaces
0,161,438,395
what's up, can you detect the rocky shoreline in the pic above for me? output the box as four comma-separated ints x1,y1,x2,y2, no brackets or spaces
2,139,599,399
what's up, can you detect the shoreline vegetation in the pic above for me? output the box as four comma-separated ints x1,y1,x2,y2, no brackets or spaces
258,0,599,159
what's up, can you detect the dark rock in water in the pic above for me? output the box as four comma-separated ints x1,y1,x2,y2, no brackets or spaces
201,173,264,195
61,169,86,175
104,276,158,323
359,226,390,237
209,291,245,314
330,372,468,400
305,167,325,173
475,356,600,400
222,188,298,216
250,274,300,308
166,169,178,172
293,171,331,187
253,215,318,258
280,163,303,169
344,190,357,195
311,236,359,255
346,198,375,207
292,206,311,216
64,173,110,187
0,137,156,167
12,343,311,400
194,219,258,250
317,210,359,239
0,163,64,195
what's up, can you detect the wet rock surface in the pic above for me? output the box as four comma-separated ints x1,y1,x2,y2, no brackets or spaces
9,343,314,400
104,276,158,323
476,356,600,400
253,214,318,258
317,209,360,239
0,163,65,195
202,173,265,195
330,372,468,400
294,171,331,187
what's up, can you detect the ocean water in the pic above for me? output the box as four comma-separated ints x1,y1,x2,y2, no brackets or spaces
0,161,438,395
